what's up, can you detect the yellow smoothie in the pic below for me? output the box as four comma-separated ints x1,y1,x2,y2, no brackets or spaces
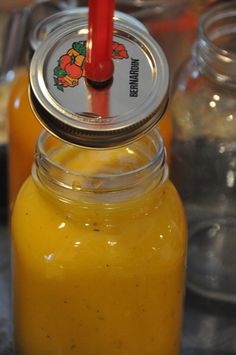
12,140,186,355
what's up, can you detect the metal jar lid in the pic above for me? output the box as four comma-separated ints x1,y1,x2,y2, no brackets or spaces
30,18,169,148
30,7,148,52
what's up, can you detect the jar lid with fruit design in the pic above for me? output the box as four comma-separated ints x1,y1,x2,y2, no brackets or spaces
29,18,169,148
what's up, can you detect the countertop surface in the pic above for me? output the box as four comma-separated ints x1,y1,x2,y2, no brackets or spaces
1,226,236,355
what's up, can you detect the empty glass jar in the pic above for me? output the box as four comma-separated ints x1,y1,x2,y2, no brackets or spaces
170,1,236,302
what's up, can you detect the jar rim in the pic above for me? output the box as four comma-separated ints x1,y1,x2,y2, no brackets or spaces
199,1,236,61
36,127,165,183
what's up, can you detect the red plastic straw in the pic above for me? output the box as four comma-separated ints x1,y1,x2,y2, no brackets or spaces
85,0,114,84
88,84,110,118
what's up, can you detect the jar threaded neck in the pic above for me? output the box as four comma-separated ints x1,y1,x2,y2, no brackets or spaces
33,129,167,204
196,2,236,86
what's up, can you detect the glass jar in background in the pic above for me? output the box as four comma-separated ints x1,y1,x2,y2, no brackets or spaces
116,0,216,82
0,74,11,224
7,2,82,212
12,129,186,355
170,1,236,302
0,6,29,225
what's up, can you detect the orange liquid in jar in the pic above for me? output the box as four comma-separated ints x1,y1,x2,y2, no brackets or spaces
8,70,41,210
12,141,186,355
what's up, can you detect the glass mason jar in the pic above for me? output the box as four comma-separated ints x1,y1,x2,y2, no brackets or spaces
170,1,236,302
0,6,29,224
12,16,187,355
12,129,187,355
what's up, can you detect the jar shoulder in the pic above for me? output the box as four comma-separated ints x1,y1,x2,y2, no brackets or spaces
12,177,185,242
12,176,185,224
170,60,236,140
174,57,236,97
